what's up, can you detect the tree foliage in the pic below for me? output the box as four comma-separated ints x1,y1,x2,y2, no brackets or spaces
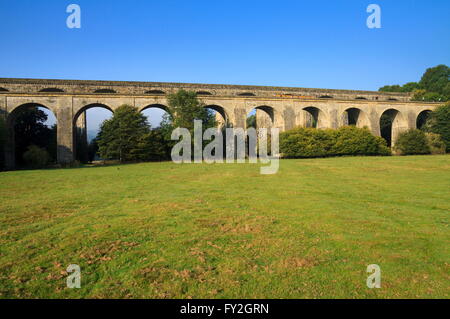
280,126,390,158
379,64,449,102
394,129,430,155
424,102,450,152
23,145,50,168
13,107,56,166
167,90,216,131
97,104,165,162
246,114,256,129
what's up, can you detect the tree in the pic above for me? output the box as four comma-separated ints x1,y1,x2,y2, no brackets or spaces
87,137,99,162
167,90,216,131
13,107,56,166
379,65,449,102
97,104,153,162
419,65,450,98
394,129,430,155
425,102,450,152
23,145,50,169
246,114,256,129
165,90,218,159
0,115,6,169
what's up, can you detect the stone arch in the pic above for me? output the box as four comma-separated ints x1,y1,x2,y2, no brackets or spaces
247,105,275,129
73,103,114,162
237,92,256,97
302,106,328,128
94,89,117,94
145,90,165,95
205,104,229,127
416,109,432,129
140,104,172,128
196,91,213,96
379,108,407,147
140,103,171,114
340,107,370,129
0,87,9,92
5,103,57,169
39,88,65,93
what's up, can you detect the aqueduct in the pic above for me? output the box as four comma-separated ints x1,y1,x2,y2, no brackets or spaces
0,78,438,168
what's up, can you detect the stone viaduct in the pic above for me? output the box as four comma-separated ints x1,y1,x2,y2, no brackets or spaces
0,78,438,168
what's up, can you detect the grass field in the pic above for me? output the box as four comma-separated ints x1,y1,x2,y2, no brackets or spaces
0,155,449,299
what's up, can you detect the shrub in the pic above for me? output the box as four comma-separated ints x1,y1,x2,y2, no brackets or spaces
280,128,335,158
425,133,446,155
394,129,430,155
23,145,50,168
332,126,391,156
280,126,390,158
425,102,450,152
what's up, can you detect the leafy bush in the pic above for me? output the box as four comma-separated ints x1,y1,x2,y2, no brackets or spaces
332,126,391,156
425,133,446,155
22,145,50,168
394,129,430,155
280,128,335,158
280,126,390,158
425,102,450,152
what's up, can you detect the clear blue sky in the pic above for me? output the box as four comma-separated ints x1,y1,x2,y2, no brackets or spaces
0,0,448,129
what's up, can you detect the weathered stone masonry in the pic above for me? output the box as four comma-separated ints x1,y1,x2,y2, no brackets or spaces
0,78,439,168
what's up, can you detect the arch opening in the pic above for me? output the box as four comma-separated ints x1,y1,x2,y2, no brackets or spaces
94,89,117,94
302,106,327,128
196,91,213,96
380,109,406,147
246,106,274,130
39,88,65,93
73,104,113,163
141,104,172,128
145,90,165,95
416,110,432,130
205,105,228,128
7,103,57,168
238,92,256,97
0,87,9,92
341,107,370,128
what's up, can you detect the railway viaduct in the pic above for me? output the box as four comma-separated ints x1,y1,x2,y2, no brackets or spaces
0,78,438,168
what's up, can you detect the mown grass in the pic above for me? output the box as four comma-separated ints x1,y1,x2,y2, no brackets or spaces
0,155,449,299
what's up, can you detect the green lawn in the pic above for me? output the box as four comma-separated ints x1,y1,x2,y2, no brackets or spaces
0,155,449,299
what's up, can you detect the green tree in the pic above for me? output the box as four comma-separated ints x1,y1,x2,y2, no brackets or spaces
394,129,430,155
13,107,56,166
380,65,449,102
87,137,99,162
425,102,450,152
97,104,152,162
164,90,218,159
23,145,50,169
246,114,256,129
419,65,450,98
167,89,216,131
